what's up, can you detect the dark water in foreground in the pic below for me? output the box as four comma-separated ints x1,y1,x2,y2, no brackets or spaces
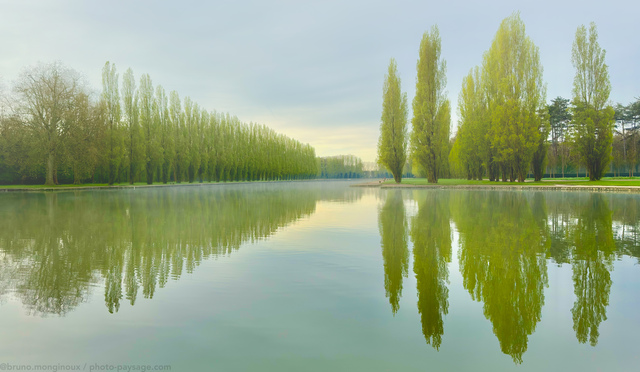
0,181,639,371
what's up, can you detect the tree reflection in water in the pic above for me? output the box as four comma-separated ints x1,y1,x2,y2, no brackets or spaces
376,189,640,362
453,191,548,363
570,193,615,346
1,186,638,362
378,190,409,315
410,191,452,350
0,183,362,315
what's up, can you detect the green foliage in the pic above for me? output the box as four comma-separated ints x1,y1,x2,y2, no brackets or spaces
570,22,614,181
154,85,173,184
139,73,162,185
451,68,486,180
64,92,106,184
531,109,551,181
571,103,615,180
12,62,84,185
102,61,124,186
377,58,408,184
0,62,318,185
483,13,546,182
547,97,572,177
122,68,144,184
317,155,363,178
450,14,546,182
411,25,450,183
611,99,640,176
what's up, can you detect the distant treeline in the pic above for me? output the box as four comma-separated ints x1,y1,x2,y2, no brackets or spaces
316,154,364,179
0,62,317,185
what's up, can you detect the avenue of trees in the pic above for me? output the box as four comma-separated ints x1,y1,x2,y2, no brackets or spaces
378,14,631,182
0,61,317,185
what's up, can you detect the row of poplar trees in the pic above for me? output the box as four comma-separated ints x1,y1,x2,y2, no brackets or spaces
377,13,616,183
0,62,317,185
377,25,450,184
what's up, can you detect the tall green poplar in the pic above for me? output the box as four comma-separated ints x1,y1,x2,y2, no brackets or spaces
483,13,546,182
101,62,123,185
570,22,614,180
377,58,408,183
411,25,449,183
122,68,143,184
139,73,160,184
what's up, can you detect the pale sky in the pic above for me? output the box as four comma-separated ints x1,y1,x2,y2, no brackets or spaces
1,0,638,162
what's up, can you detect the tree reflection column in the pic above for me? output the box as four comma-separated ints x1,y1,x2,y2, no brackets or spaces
378,190,409,314
570,194,615,346
411,191,452,350
453,191,548,363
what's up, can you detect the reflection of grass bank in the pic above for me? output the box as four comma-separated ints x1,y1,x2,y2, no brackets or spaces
350,178,640,191
380,178,640,187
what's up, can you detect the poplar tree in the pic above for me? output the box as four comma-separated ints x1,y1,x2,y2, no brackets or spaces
123,68,143,184
453,67,486,180
139,73,160,184
101,62,123,185
377,58,408,183
169,91,183,182
570,22,614,181
154,85,173,184
411,25,449,183
483,13,546,182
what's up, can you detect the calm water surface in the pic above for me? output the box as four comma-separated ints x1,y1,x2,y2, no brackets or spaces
1,181,639,371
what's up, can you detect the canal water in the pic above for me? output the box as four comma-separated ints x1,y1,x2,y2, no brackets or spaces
0,181,638,371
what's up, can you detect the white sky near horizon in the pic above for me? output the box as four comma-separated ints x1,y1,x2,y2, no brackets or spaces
0,0,638,163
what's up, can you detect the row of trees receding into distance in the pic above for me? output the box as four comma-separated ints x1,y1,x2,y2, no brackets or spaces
378,13,637,183
0,62,319,185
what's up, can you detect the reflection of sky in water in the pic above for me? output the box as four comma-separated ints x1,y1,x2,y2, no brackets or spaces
0,184,639,371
